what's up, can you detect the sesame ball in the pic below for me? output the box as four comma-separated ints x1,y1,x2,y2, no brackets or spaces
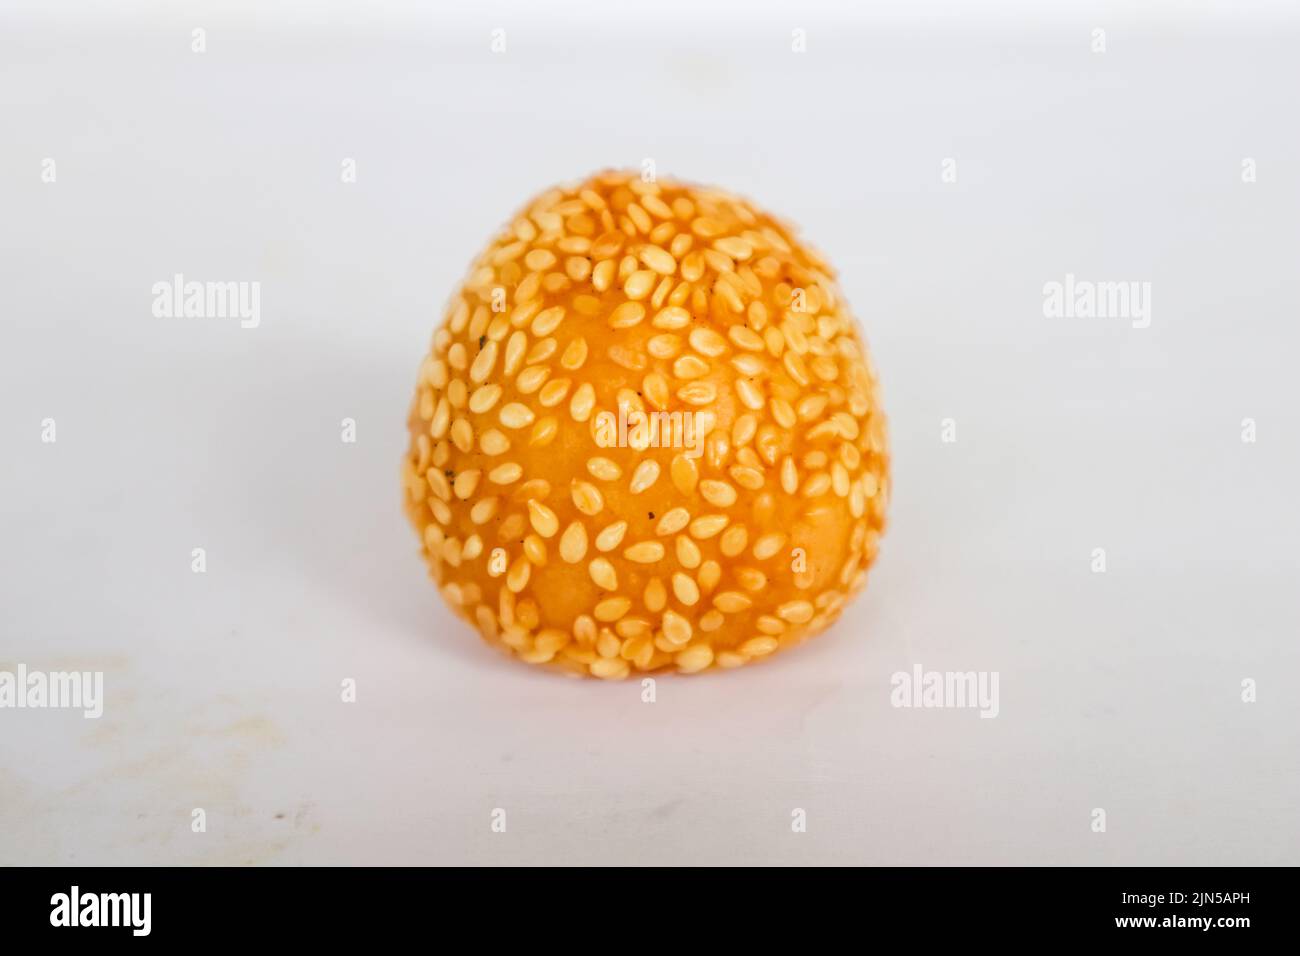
402,170,889,678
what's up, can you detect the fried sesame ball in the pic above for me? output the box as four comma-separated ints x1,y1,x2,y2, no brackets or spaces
401,170,889,678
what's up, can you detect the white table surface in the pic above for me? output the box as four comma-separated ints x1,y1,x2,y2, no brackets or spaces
2,0,1298,865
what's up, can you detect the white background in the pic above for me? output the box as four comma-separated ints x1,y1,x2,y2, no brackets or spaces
2,0,1298,865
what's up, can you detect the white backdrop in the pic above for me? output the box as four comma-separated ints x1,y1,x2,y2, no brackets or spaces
2,0,1298,865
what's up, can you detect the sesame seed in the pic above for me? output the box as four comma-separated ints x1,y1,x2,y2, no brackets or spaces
594,596,631,622
627,203,653,234
672,355,710,379
429,397,451,438
654,507,691,536
609,301,646,329
662,610,692,646
560,336,588,370
531,306,566,337
469,340,498,383
752,532,786,560
688,513,729,539
450,418,473,453
639,245,677,275
506,556,530,593
691,217,724,238
770,397,797,429
644,578,667,613
675,644,714,673
527,499,559,538
503,331,526,376
516,365,550,394
535,629,571,655
529,416,558,447
642,372,670,410
522,534,547,566
647,334,682,359
452,470,481,499
802,472,832,498
713,236,753,261
499,403,535,429
617,618,650,640
629,460,660,494
571,480,604,516
733,377,765,411
573,614,596,644
591,230,622,257
470,497,499,524
728,325,764,351
669,454,699,496
538,378,572,408
624,541,666,563
565,256,591,282
514,477,551,500
675,535,702,569
778,600,814,624
586,456,622,481
590,657,629,679
642,194,674,219
739,636,778,657
671,573,700,606
624,270,656,300
591,259,617,292
651,306,691,330
569,383,595,422
698,560,721,594
780,457,798,495
595,520,628,551
797,393,828,421
719,524,749,557
469,384,503,414
559,522,587,563
488,462,522,485
713,591,752,613
589,557,618,590
524,248,556,271
426,469,451,501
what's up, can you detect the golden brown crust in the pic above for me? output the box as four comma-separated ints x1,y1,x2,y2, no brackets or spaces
401,170,889,677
